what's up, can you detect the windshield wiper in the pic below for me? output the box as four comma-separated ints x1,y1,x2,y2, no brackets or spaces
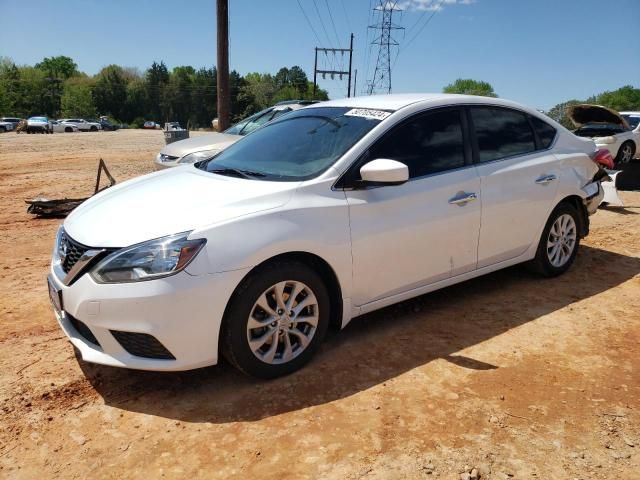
209,167,266,179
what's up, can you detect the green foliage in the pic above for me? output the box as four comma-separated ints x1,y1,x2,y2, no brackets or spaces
591,85,640,112
130,117,146,129
35,56,78,80
92,65,128,121
0,57,328,126
61,77,96,118
443,78,498,97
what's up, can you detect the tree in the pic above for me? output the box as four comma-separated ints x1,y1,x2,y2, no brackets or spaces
191,67,217,128
443,78,497,97
288,66,308,96
93,65,128,120
145,61,169,121
61,77,96,118
592,85,640,112
35,56,78,80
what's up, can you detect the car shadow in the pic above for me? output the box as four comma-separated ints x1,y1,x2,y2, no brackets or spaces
78,245,640,423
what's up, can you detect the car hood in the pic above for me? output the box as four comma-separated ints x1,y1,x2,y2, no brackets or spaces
568,104,630,129
64,167,297,248
160,132,241,158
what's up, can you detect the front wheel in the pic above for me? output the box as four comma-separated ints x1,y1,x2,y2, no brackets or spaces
221,261,330,378
529,203,580,277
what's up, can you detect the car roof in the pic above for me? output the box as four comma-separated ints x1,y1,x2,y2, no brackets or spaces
305,93,537,113
620,111,640,116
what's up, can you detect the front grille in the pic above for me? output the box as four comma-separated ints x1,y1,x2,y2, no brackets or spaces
110,331,176,360
68,315,101,347
59,232,90,274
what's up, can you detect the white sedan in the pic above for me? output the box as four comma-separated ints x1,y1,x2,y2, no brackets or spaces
58,118,101,132
50,120,79,133
570,104,639,165
48,94,605,378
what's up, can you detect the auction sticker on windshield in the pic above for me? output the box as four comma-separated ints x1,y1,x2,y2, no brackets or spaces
344,109,391,121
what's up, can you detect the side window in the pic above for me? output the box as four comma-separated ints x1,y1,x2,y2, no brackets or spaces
530,115,557,149
368,109,466,179
471,107,536,162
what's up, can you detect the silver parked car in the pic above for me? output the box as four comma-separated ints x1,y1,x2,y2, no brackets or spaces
154,100,317,168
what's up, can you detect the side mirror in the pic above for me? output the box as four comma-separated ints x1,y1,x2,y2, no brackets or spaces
359,159,409,186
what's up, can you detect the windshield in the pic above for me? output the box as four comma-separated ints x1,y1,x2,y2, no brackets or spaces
622,114,640,129
223,106,292,136
30,117,47,122
200,106,386,181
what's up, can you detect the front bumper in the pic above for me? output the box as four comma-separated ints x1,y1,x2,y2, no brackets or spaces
48,265,249,371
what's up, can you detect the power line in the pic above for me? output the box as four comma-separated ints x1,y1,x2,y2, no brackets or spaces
404,0,444,50
323,0,342,47
340,0,352,32
392,0,444,70
296,0,323,45
312,0,334,48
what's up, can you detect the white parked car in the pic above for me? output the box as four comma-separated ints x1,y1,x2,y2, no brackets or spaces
48,94,605,378
59,118,101,132
569,104,639,165
155,100,317,168
50,120,80,133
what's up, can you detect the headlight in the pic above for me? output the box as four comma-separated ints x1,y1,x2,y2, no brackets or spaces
91,232,206,283
178,150,219,164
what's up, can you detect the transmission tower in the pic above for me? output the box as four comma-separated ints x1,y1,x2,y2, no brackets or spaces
367,1,404,95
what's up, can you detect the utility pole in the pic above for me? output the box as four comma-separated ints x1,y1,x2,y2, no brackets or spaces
312,34,354,99
216,0,230,131
367,1,403,95
347,33,354,98
313,47,318,97
353,69,357,98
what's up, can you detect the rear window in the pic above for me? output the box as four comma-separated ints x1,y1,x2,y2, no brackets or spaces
530,116,557,149
471,107,536,162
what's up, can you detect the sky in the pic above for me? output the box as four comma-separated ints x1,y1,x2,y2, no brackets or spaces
1,0,639,111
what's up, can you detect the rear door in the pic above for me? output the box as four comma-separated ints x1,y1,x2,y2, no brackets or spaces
344,107,481,306
470,106,560,268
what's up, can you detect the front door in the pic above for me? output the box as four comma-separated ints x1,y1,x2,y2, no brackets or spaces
344,108,481,307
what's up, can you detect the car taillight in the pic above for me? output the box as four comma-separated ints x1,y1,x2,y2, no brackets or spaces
591,149,614,170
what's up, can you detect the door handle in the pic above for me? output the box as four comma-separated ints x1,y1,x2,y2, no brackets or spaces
535,174,557,185
448,192,477,206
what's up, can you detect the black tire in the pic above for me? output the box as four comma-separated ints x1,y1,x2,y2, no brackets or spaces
221,260,330,379
615,141,635,166
90,126,98,131
65,127,72,133
528,202,581,277
0,126,6,133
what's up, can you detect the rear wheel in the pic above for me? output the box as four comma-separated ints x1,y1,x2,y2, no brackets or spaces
615,141,635,165
529,203,580,277
221,260,330,378
90,126,98,131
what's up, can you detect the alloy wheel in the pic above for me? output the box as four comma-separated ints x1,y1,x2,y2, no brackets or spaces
621,144,633,163
246,280,319,365
546,214,577,267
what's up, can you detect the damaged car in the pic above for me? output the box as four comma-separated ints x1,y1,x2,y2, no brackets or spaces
569,104,639,165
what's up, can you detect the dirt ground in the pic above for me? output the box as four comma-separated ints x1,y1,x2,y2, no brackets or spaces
0,130,638,480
